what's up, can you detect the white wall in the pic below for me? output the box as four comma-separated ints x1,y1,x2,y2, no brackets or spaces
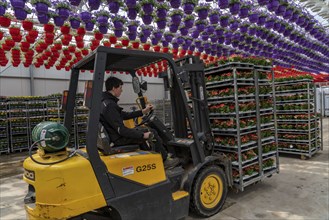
0,64,166,108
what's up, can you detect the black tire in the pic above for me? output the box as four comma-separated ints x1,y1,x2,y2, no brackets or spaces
190,165,228,217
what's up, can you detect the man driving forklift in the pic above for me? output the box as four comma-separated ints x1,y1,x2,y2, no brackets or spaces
100,76,180,168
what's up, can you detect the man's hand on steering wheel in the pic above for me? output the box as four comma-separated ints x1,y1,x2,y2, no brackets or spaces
142,104,154,115
137,104,154,126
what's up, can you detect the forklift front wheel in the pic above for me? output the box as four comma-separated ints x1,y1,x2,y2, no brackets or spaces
190,165,228,217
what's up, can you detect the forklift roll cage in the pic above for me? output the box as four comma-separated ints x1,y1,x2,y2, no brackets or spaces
64,47,215,206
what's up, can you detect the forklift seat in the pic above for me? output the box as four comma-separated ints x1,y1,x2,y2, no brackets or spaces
97,123,140,155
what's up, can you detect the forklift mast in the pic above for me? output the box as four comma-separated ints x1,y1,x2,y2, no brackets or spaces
165,56,213,156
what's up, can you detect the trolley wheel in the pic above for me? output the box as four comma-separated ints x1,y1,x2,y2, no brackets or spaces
190,165,228,217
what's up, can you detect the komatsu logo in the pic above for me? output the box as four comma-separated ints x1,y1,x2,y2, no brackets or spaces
24,169,35,181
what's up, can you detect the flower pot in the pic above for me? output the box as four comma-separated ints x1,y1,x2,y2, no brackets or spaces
183,3,194,14
38,14,50,24
196,23,206,32
84,22,94,31
70,0,82,6
273,22,281,31
267,0,279,12
206,26,215,34
171,14,182,25
142,14,153,25
180,27,188,36
142,3,153,15
0,6,5,16
70,19,80,29
230,21,239,31
156,8,167,19
114,29,123,37
162,42,169,48
249,13,258,23
257,16,266,25
239,7,249,18
215,29,224,36
229,3,240,15
35,2,48,14
220,18,229,27
10,0,25,9
275,5,286,16
125,0,136,8
80,11,91,22
14,8,27,20
170,0,181,8
113,20,123,29
169,24,178,33
257,0,268,6
184,19,194,28
142,29,152,37
157,20,166,29
240,26,248,33
88,0,101,10
97,15,109,26
283,8,293,19
296,16,305,26
128,33,136,41
197,9,208,20
108,1,120,14
209,14,219,24
265,20,274,29
99,25,108,34
191,31,199,38
218,0,229,9
127,8,137,19
57,8,70,20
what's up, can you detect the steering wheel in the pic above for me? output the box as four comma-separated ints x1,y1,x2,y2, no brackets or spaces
136,110,154,126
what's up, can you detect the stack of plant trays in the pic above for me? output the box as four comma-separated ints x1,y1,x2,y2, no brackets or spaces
275,77,322,159
8,98,29,152
205,62,279,191
27,97,47,145
75,93,88,148
0,97,9,154
46,94,61,122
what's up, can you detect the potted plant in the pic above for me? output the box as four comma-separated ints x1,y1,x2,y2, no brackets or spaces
96,10,111,26
181,0,197,14
126,3,140,20
195,19,207,31
140,11,154,25
219,14,230,27
170,9,183,25
218,0,229,9
195,3,210,20
88,0,101,11
69,14,81,29
108,0,123,14
155,17,167,30
229,0,240,15
140,0,155,15
31,0,51,14
209,9,220,25
156,2,169,19
239,2,251,18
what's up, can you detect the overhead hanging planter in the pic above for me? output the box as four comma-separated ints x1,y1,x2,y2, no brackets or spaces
195,3,210,20
55,1,71,21
182,0,197,15
31,0,51,15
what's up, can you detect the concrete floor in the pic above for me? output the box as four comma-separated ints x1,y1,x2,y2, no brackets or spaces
0,119,328,220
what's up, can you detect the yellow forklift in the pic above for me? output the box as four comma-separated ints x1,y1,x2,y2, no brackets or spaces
23,47,232,220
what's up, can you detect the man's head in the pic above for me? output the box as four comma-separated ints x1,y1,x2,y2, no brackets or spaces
105,77,123,97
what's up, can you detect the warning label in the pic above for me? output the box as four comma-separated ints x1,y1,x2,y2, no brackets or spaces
122,166,134,176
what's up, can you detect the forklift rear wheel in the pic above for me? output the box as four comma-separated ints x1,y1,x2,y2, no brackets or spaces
190,165,228,217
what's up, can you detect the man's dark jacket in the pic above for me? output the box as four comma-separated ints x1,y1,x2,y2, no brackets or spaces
100,91,144,144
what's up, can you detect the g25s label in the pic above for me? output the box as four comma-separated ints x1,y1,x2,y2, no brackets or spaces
136,163,156,172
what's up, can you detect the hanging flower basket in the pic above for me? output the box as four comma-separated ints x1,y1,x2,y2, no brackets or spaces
96,10,110,26
183,15,194,28
182,0,196,14
265,18,275,29
170,0,181,8
156,3,168,19
127,20,139,33
218,0,229,9
170,9,183,25
179,26,189,36
21,19,33,31
257,14,267,26
164,32,174,42
43,23,54,33
239,3,250,18
191,30,199,38
14,7,29,20
239,24,248,33
31,0,51,14
80,11,91,23
85,20,95,31
0,14,11,27
69,15,81,29
99,25,108,34
108,0,123,14
88,0,101,11
55,2,71,20
114,29,124,37
275,1,287,16
209,10,220,25
229,0,240,15
195,3,210,20
156,18,167,29
219,15,229,27
267,0,279,12
230,19,239,31
195,19,207,32
125,0,137,8
0,1,7,16
141,11,154,25
140,0,155,15
248,11,258,24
